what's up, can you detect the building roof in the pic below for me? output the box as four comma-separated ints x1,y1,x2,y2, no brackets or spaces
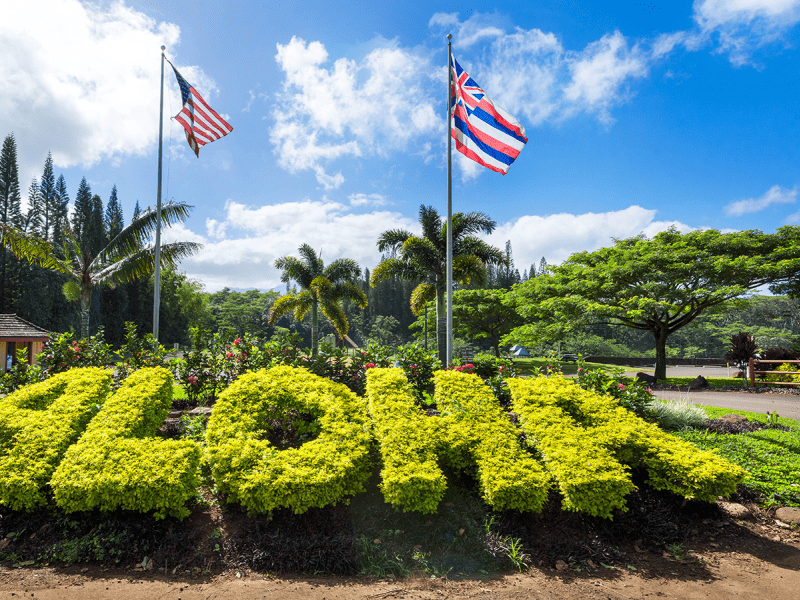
0,314,51,340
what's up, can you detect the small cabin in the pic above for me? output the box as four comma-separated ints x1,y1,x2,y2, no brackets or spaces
0,314,50,374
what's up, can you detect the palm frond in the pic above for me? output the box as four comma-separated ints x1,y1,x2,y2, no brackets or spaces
370,257,426,286
330,281,368,309
93,241,202,285
323,257,361,284
419,205,442,243
274,255,315,288
453,254,488,287
0,225,75,276
456,238,505,266
320,300,349,339
297,244,323,276
99,201,193,261
410,283,437,315
269,291,312,324
376,229,413,253
451,211,496,239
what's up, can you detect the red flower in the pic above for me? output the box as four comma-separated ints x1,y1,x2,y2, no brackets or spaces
618,383,625,390
365,363,376,369
226,352,234,359
234,338,242,346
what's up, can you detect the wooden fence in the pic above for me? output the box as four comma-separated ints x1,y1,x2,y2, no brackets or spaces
748,358,800,388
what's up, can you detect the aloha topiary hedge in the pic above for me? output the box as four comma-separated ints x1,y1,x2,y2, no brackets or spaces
50,367,201,519
508,377,747,508
433,370,552,512
365,367,447,513
0,368,111,511
206,365,372,514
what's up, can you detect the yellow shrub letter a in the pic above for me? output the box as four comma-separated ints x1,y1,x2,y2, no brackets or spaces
0,368,111,511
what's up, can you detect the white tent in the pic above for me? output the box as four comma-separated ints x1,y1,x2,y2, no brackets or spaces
513,347,531,357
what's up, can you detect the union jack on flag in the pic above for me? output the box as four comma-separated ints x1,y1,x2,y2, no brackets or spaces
168,61,233,157
450,53,527,174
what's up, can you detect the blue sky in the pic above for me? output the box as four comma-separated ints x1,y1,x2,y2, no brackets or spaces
2,0,799,291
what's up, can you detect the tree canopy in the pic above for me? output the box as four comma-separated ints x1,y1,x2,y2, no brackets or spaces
505,226,800,379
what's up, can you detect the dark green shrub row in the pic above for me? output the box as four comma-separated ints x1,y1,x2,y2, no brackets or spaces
433,370,551,512
365,368,446,513
0,368,111,511
50,367,201,519
206,365,372,514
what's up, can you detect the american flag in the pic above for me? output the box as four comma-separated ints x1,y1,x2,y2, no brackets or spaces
168,61,232,157
450,53,527,175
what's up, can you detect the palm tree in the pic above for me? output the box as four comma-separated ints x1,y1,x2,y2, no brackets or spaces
269,244,367,356
1,201,201,339
371,205,505,364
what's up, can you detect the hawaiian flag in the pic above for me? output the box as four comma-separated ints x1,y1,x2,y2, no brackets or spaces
450,53,527,174
168,61,232,157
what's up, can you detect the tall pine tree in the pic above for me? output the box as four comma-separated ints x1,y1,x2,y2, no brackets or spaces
39,152,57,240
0,134,22,313
25,177,43,234
53,175,70,251
71,177,92,245
105,185,124,241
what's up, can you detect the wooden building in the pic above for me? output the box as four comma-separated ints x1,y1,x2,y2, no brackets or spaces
0,314,50,374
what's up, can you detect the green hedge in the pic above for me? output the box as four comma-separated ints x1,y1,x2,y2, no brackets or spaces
365,368,446,513
434,370,551,512
0,368,111,511
206,365,372,514
51,367,201,519
514,376,746,504
508,378,635,518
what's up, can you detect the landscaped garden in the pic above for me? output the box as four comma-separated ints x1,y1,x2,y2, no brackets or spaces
0,329,797,583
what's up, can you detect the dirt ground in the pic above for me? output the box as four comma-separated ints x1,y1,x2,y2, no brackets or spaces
0,508,796,600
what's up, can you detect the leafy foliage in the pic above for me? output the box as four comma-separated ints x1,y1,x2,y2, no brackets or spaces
506,227,800,379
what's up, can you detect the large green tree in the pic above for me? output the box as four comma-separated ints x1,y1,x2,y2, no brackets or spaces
2,201,202,339
371,205,505,364
269,244,367,356
506,227,800,380
450,289,523,357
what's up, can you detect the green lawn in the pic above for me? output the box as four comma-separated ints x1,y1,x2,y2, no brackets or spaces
659,377,745,387
511,357,625,375
673,405,800,507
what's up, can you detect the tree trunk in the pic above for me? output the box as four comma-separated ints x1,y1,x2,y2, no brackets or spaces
80,289,91,340
436,289,447,365
653,328,668,381
311,300,319,357
492,334,500,358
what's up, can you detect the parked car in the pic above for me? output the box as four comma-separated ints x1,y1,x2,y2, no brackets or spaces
560,354,579,363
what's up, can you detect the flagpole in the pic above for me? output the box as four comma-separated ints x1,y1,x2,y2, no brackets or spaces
446,34,453,367
153,45,165,342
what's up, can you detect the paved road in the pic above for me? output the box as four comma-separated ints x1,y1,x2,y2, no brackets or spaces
651,389,800,420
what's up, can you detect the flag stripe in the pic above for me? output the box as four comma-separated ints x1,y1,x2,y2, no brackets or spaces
168,60,232,157
449,52,527,175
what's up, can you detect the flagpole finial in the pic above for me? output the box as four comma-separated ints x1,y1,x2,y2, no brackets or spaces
161,45,165,52
447,34,452,41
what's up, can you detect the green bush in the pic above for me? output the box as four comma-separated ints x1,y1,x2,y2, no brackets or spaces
646,399,709,430
365,368,446,513
516,376,745,504
765,362,800,383
0,368,111,511
51,367,201,519
434,370,551,512
206,365,372,514
507,377,635,518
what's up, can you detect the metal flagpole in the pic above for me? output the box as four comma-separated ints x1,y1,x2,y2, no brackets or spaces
153,45,165,342
446,34,453,367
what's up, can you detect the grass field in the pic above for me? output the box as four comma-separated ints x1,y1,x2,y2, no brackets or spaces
669,404,800,507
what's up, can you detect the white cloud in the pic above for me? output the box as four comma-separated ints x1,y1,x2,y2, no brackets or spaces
0,0,223,186
429,12,505,47
562,32,650,124
270,36,439,188
724,184,797,216
693,0,800,65
348,193,388,207
485,206,694,269
165,200,708,292
169,198,419,291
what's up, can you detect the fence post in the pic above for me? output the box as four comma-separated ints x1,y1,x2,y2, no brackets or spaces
749,357,755,388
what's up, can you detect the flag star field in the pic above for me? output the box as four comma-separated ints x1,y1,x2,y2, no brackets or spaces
1,0,798,291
